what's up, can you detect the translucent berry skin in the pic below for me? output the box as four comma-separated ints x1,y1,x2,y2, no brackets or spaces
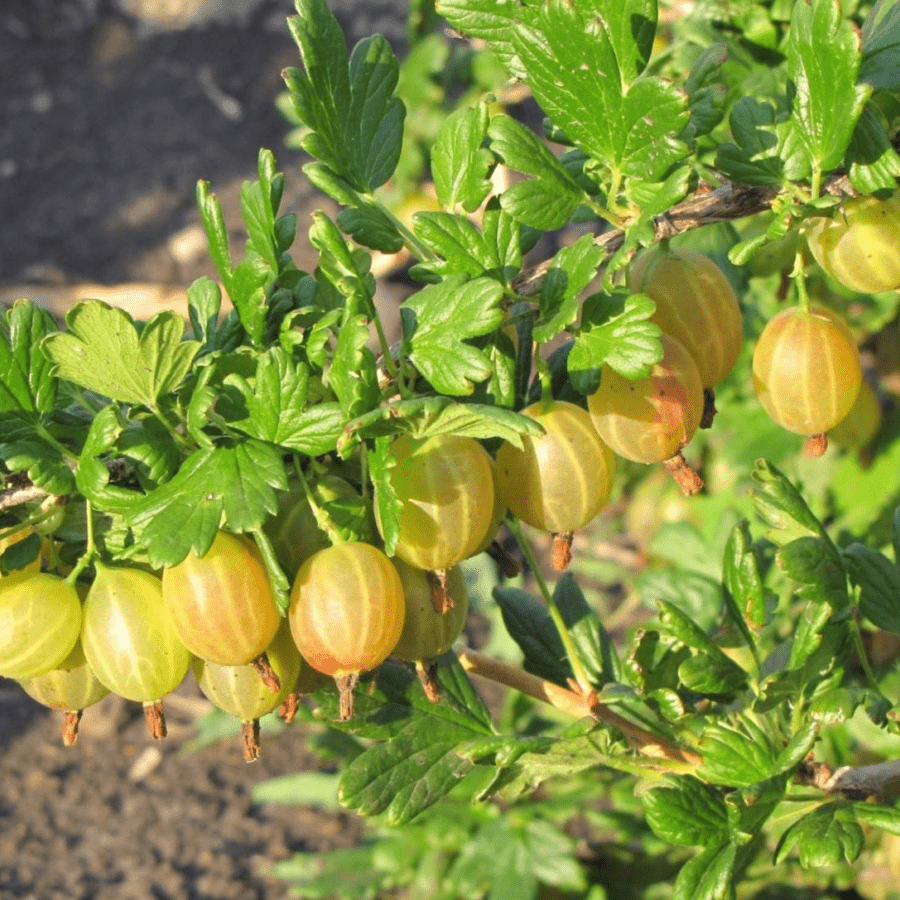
391,561,469,663
19,640,109,712
378,434,494,571
192,621,300,721
828,379,881,448
81,565,191,703
162,532,281,666
805,193,900,294
629,247,743,387
288,542,405,677
495,400,615,533
588,334,704,464
0,573,82,680
752,305,862,436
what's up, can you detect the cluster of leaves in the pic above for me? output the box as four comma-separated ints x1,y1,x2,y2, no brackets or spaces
5,0,900,898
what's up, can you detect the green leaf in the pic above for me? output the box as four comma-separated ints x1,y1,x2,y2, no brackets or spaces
554,574,621,687
0,436,76,496
697,718,779,787
450,818,585,900
411,211,518,282
285,0,405,191
251,771,342,808
432,103,493,213
0,531,40,575
487,115,585,230
309,212,376,314
401,275,504,396
750,459,827,546
567,290,662,395
845,543,900,635
775,803,864,868
715,98,802,187
414,402,543,450
335,656,494,824
337,204,404,253
672,843,736,900
643,777,730,847
435,0,534,80
369,435,400,555
492,586,571,688
42,301,200,408
786,0,871,174
722,520,765,636
0,299,59,421
861,0,900,90
512,0,688,183
219,348,344,455
846,104,900,195
327,314,381,419
854,803,900,837
187,277,241,354
532,234,606,344
129,440,288,568
195,180,233,297
777,536,848,611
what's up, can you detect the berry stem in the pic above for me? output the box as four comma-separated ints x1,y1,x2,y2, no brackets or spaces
62,710,82,747
143,701,167,739
251,652,282,694
241,720,262,762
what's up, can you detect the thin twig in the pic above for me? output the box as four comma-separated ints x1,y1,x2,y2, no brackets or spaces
456,648,699,764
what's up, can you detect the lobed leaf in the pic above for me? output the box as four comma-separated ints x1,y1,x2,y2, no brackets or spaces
567,290,663,395
672,843,737,900
844,543,900,635
400,275,504,396
512,0,688,183
722,520,765,638
0,300,59,421
42,301,199,408
487,115,586,231
432,103,494,213
643,776,731,847
775,803,864,868
786,0,871,174
285,0,404,192
532,234,606,345
129,440,288,568
492,586,571,688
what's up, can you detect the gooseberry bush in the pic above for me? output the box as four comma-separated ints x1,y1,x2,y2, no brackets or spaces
4,0,900,896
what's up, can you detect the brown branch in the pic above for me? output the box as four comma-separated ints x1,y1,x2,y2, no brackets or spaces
796,758,900,803
456,648,699,765
0,483,50,514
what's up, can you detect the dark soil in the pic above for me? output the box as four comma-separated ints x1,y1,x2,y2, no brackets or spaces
0,1,407,897
0,679,361,900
